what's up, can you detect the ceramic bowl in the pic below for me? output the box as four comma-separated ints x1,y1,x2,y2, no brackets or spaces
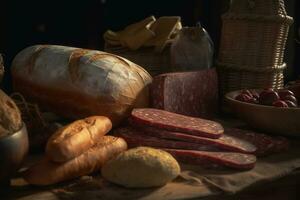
225,90,300,137
0,123,28,186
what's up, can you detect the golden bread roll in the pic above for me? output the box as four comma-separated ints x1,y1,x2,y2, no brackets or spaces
46,116,112,162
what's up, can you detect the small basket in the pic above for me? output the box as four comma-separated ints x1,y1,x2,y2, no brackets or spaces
104,44,171,76
218,0,293,95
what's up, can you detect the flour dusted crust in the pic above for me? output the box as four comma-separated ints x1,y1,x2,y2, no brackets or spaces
11,45,152,125
101,146,180,188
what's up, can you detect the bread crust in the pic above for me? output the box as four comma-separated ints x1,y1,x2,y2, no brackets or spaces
101,147,180,188
24,136,127,185
11,45,152,125
46,116,112,162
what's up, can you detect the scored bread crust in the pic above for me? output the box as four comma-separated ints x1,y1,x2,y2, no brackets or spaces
46,116,112,162
11,45,152,125
24,136,127,185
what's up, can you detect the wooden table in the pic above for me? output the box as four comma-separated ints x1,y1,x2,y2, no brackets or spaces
2,117,300,200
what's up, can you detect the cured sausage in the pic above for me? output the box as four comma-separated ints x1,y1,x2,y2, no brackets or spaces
150,69,218,119
114,127,217,151
164,149,256,170
131,108,223,139
130,123,256,154
115,127,256,170
225,128,289,156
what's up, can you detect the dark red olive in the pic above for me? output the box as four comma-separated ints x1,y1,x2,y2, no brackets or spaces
278,89,295,99
259,90,280,105
249,90,259,99
272,100,288,108
282,95,298,105
235,94,252,103
259,88,273,99
287,84,300,100
284,100,297,108
247,97,259,104
241,89,253,98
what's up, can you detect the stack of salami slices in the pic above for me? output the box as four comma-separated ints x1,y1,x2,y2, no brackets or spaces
114,108,289,170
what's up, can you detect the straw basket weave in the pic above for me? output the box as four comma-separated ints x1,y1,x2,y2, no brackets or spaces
218,0,293,96
104,44,171,76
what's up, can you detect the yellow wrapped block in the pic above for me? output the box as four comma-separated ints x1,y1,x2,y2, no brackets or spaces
120,27,155,50
104,16,182,52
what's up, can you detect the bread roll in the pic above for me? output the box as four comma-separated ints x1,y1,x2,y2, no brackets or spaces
24,136,127,185
101,147,180,188
46,116,112,162
11,45,152,125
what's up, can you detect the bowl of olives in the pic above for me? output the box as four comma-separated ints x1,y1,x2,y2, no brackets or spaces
225,88,300,137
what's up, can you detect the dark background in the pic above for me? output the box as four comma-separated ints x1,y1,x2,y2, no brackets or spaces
0,0,299,90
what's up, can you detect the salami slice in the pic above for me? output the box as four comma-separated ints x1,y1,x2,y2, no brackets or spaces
150,69,218,119
164,149,256,170
130,123,256,154
114,127,218,151
131,108,223,139
225,128,289,156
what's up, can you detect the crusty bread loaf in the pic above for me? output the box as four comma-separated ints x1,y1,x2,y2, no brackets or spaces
11,45,152,125
101,147,180,188
0,89,22,136
24,136,127,185
46,116,112,162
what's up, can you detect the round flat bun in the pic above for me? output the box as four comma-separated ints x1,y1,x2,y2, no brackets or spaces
101,147,180,188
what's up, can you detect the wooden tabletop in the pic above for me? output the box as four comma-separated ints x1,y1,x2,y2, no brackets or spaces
2,117,300,200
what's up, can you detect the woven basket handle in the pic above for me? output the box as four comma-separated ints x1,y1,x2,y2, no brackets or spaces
278,0,287,16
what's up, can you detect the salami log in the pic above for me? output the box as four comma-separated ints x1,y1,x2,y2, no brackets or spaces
225,128,289,156
131,108,223,138
130,123,256,154
164,149,256,170
150,69,218,119
115,127,217,151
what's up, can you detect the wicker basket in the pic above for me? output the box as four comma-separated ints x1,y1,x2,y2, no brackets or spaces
218,62,285,92
218,0,293,96
104,44,171,76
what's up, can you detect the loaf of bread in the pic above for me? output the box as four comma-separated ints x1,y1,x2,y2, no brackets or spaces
46,116,112,162
11,45,152,125
0,89,22,136
101,147,180,188
23,136,127,185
